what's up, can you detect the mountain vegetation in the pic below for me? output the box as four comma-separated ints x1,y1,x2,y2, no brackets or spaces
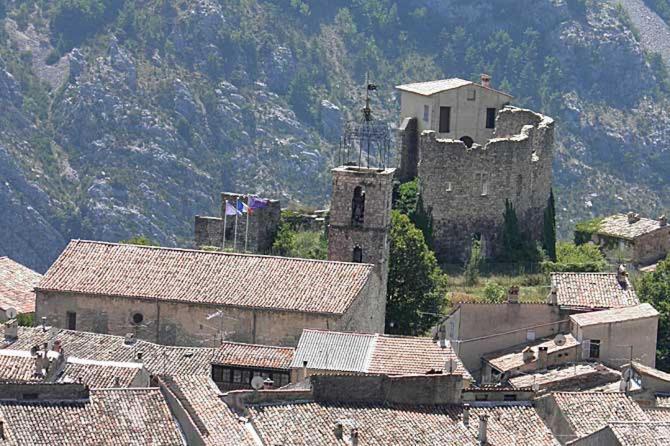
0,0,669,271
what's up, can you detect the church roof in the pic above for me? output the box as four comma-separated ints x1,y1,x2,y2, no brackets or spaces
37,240,374,315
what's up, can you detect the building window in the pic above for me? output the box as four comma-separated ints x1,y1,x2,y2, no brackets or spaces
423,105,430,122
589,340,601,359
22,393,38,400
351,186,365,226
132,313,144,325
212,365,224,382
445,181,452,192
353,246,363,263
481,180,488,196
233,369,242,383
486,108,496,129
66,311,77,331
504,394,517,401
439,107,451,133
467,89,476,101
475,394,488,401
460,136,474,148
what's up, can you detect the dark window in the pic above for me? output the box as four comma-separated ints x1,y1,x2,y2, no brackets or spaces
504,394,517,401
460,136,474,148
212,365,224,382
242,370,251,384
590,340,601,359
423,105,429,122
439,107,451,133
233,369,242,383
132,313,144,324
486,108,496,129
353,246,363,263
351,186,365,226
224,227,233,241
66,312,77,330
475,394,488,401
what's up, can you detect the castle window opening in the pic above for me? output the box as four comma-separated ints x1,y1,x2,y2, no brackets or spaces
481,177,489,196
472,233,482,242
423,105,430,123
445,181,452,192
460,136,474,148
467,89,476,101
353,246,363,263
351,186,365,226
225,227,233,241
132,312,144,325
589,340,601,359
486,108,496,129
439,107,451,133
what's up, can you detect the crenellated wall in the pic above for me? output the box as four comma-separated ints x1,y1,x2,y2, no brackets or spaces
417,106,554,263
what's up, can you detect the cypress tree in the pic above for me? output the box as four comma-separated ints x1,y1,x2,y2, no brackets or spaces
542,189,557,261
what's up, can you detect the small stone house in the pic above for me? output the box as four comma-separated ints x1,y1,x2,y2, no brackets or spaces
570,303,659,369
35,240,385,347
592,212,670,266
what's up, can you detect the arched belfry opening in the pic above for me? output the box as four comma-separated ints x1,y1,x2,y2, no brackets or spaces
352,245,363,263
460,136,474,148
351,186,365,227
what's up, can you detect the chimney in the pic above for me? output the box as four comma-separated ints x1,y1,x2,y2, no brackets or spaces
52,339,62,353
438,324,447,348
616,264,628,287
627,212,640,224
463,403,470,426
124,333,136,345
537,346,548,370
135,352,143,363
507,285,520,304
480,73,491,89
301,360,308,380
41,317,47,332
522,346,535,363
114,376,121,388
548,286,558,306
659,215,668,227
263,378,274,390
351,428,359,446
334,422,344,440
478,414,488,445
4,319,18,341
0,421,4,440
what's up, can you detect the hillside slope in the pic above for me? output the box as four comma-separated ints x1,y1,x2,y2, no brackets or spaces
0,0,669,271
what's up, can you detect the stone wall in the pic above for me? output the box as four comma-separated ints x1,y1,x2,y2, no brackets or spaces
397,117,418,182
194,193,281,254
417,106,554,263
35,285,382,347
311,373,464,405
0,382,89,401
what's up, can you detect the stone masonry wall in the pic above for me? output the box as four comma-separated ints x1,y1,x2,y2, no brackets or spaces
397,117,418,182
35,286,383,347
194,216,223,248
418,106,554,263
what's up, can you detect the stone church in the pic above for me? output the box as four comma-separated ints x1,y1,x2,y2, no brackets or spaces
396,75,555,263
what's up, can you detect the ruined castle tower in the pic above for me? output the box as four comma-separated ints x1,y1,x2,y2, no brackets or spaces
328,165,395,330
396,75,555,263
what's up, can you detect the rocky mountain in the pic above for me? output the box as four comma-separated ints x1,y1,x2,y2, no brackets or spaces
0,0,668,271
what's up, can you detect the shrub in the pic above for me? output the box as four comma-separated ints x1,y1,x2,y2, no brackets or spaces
574,217,603,245
541,241,607,272
483,281,506,303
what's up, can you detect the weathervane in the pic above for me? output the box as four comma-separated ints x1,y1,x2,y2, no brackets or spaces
339,73,391,168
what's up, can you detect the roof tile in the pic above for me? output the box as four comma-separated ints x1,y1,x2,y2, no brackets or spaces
0,257,41,313
551,273,639,309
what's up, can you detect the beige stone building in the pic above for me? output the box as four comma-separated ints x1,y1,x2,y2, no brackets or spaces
591,212,670,266
35,240,384,347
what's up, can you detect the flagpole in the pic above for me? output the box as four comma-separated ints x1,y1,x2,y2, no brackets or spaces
244,203,250,253
222,200,227,250
234,199,239,251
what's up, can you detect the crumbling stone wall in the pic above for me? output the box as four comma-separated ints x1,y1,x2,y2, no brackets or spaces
397,117,418,182
417,106,554,263
194,193,281,253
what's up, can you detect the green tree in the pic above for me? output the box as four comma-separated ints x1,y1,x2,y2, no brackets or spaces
272,223,295,256
483,281,506,303
386,211,446,335
638,256,670,370
464,238,482,286
121,235,157,246
542,241,607,272
542,189,557,261
271,221,327,260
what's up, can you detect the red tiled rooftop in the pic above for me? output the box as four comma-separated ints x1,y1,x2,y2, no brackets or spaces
211,341,294,370
0,256,41,314
37,240,374,314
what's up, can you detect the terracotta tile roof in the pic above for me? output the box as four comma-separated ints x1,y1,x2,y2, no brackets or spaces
290,329,470,379
396,78,513,98
247,401,558,446
159,375,255,446
57,357,144,388
607,421,670,445
598,214,668,240
509,363,620,391
483,334,579,373
630,362,670,382
37,240,373,314
0,350,43,382
656,396,670,407
551,272,639,309
1,326,216,376
0,257,41,314
570,303,658,327
0,388,185,445
643,407,670,422
550,392,648,438
211,341,294,370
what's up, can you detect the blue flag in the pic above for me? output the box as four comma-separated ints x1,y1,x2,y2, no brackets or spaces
236,199,248,214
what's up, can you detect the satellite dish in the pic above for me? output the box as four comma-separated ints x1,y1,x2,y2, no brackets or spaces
5,307,17,320
554,334,566,346
251,376,265,390
622,367,634,381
